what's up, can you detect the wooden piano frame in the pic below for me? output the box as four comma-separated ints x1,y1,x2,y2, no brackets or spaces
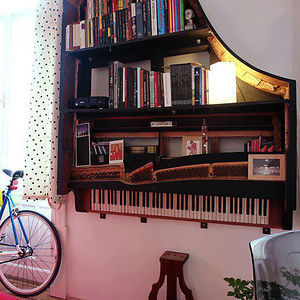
58,0,297,230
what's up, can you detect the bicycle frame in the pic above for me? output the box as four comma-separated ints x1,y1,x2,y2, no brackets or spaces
0,189,30,256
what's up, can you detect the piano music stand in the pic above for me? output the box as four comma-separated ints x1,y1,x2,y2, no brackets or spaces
149,251,194,300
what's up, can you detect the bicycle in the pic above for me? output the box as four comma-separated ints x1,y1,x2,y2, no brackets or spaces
0,169,61,297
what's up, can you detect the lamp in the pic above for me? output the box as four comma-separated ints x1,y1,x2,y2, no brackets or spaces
208,62,237,104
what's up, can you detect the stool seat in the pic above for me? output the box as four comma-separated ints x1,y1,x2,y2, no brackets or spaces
149,251,194,300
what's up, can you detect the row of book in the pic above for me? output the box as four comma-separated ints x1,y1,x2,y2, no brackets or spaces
66,0,187,50
108,62,210,109
244,137,275,153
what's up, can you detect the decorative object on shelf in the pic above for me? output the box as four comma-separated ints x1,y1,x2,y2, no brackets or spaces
76,123,91,167
182,136,202,156
184,8,196,30
70,96,109,109
208,62,237,104
248,154,286,181
91,141,109,165
109,140,124,164
201,118,208,154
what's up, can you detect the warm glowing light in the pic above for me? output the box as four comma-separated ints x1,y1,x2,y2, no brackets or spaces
209,62,237,104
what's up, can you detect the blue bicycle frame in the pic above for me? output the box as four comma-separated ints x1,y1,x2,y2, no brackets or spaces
0,190,30,251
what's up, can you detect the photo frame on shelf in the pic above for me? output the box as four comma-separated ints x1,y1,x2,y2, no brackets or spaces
182,136,202,156
76,123,91,167
90,141,110,165
109,140,124,164
248,154,286,181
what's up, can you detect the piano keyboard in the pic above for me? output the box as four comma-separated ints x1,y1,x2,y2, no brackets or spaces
90,189,270,225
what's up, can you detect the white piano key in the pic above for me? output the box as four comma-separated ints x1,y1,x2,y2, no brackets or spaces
196,195,200,220
139,192,143,215
162,193,167,217
239,197,244,223
225,197,230,222
199,195,205,220
266,199,270,225
207,196,212,221
254,198,258,224
212,196,217,221
174,194,179,218
149,192,153,216
258,198,263,225
242,198,247,223
188,194,193,219
228,197,233,222
261,199,265,225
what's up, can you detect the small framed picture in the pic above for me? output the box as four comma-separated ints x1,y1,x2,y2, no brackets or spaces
109,140,124,164
182,136,202,156
76,123,91,167
248,154,286,181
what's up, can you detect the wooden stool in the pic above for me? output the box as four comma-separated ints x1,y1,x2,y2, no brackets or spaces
149,251,194,300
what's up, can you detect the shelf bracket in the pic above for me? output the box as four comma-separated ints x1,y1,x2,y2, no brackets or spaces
262,227,271,235
200,222,208,229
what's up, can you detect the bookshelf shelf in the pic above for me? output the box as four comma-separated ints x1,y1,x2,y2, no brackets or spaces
58,0,297,230
66,27,211,62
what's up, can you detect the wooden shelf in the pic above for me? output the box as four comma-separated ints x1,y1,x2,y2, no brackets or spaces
65,27,211,64
66,100,285,117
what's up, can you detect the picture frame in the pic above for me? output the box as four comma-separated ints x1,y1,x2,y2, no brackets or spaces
109,140,124,164
76,123,91,167
182,136,202,156
248,154,286,181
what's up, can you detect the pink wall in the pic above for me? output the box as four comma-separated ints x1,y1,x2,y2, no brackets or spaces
50,0,300,299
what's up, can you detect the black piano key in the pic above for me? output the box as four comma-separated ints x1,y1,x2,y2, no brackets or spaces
263,199,267,216
108,190,111,206
235,198,238,214
196,195,200,212
218,197,222,213
101,190,105,204
170,194,173,210
192,195,195,211
129,191,132,207
166,194,169,210
160,193,163,209
258,199,262,216
207,196,210,212
203,196,206,212
142,192,145,208
246,198,250,215
119,190,122,207
156,193,160,209
251,198,255,215
136,192,139,208
146,192,149,208
177,194,180,211
230,197,233,214
152,193,155,208
211,196,215,213
185,194,188,211
223,197,226,213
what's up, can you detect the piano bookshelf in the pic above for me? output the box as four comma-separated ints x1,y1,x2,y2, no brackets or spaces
58,0,297,230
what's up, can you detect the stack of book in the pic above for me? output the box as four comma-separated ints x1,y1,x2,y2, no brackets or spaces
244,137,275,153
108,61,209,109
108,61,172,109
65,0,186,50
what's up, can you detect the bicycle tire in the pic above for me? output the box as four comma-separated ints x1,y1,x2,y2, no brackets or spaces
0,210,61,297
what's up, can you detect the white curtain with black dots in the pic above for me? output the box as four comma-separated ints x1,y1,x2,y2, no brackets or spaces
23,0,63,204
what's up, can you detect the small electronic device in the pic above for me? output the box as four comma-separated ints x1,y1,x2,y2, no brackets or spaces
70,96,109,109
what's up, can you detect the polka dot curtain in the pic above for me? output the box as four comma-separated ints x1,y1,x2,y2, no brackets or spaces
23,0,64,204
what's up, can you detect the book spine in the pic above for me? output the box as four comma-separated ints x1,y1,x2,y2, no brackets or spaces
136,2,144,38
118,66,123,108
137,67,141,108
150,71,155,108
157,72,161,107
154,72,158,107
194,67,200,106
140,69,144,108
171,0,176,33
123,67,127,108
145,70,150,107
133,68,137,108
203,68,207,105
122,9,126,42
163,0,169,33
156,0,165,35
127,1,133,40
205,69,210,104
191,65,195,106
109,61,114,108
99,14,103,45
174,0,179,32
113,12,117,43
150,0,158,36
199,67,202,105
66,25,70,51
168,0,172,33
179,0,184,31
131,3,137,39
125,8,130,41
145,0,152,36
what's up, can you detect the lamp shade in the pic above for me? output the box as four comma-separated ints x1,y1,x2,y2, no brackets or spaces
209,62,237,104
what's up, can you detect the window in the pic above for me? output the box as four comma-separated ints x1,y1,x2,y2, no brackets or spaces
0,1,37,190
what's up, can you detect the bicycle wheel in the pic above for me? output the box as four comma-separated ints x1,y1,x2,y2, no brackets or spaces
0,210,61,297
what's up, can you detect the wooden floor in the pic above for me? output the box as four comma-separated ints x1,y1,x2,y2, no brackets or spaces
0,283,58,299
